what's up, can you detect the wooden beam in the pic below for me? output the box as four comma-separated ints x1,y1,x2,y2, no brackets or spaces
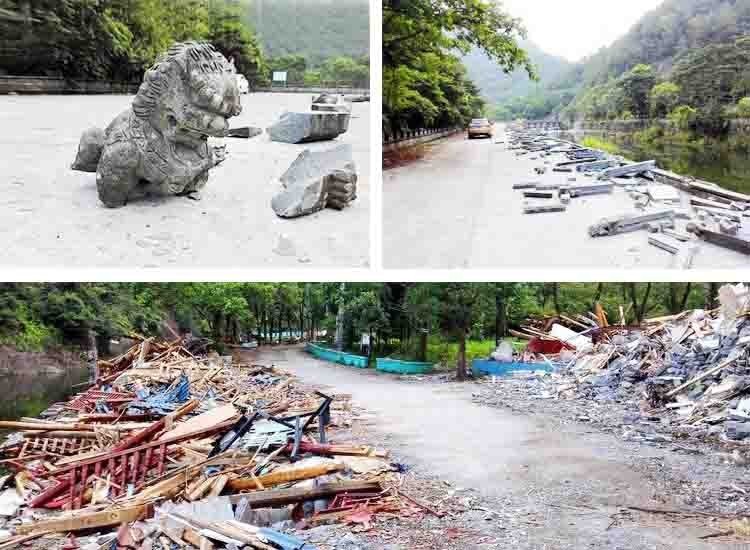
227,463,344,491
227,480,381,507
15,504,151,535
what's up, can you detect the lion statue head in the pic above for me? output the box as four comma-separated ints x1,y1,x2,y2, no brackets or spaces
132,41,242,146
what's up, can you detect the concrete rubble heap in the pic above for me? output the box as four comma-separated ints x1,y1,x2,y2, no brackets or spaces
0,336,435,550
477,283,750,447
505,122,750,259
271,144,357,219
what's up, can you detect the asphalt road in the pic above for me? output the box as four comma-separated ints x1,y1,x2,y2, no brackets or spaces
0,93,369,269
383,127,748,269
244,346,727,549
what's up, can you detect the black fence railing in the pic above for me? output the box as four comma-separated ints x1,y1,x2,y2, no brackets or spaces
383,126,462,145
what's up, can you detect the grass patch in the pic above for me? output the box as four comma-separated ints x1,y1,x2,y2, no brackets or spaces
581,136,622,155
389,336,526,371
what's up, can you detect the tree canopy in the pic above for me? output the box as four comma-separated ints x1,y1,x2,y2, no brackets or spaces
0,0,265,84
0,283,727,380
383,0,534,136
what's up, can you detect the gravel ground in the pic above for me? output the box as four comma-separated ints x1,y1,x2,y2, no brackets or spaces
240,346,750,549
0,93,370,268
382,127,748,269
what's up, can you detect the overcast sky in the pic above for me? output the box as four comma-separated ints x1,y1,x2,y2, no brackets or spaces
500,0,665,61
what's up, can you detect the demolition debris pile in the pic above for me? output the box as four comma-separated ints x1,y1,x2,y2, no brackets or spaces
483,284,750,445
506,123,750,261
0,337,434,550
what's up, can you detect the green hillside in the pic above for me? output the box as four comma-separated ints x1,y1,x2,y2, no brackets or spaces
462,40,571,104
245,0,369,66
559,0,750,132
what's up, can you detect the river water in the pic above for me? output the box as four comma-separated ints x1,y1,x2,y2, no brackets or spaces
0,351,89,420
561,131,750,194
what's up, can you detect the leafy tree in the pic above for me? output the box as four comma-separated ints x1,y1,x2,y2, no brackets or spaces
651,82,681,118
207,0,265,85
619,64,656,118
267,54,306,84
737,97,750,118
383,0,533,134
668,105,698,130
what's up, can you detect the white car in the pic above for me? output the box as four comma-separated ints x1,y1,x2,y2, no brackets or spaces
236,74,249,94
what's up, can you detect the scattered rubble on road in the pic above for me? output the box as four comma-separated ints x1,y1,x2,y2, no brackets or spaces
0,336,454,550
472,284,750,517
505,123,750,261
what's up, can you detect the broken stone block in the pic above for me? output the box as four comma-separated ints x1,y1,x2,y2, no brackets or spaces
271,144,357,218
227,126,262,139
311,93,352,113
267,111,350,144
726,421,750,440
719,218,740,235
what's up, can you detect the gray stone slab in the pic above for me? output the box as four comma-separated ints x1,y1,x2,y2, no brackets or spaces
267,111,350,144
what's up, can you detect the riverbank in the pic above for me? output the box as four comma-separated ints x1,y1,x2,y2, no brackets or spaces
562,129,750,194
0,346,88,420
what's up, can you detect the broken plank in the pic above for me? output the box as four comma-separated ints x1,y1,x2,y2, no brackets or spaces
15,504,151,535
227,463,344,491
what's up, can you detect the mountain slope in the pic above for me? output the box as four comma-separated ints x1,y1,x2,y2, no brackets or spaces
572,0,750,87
556,0,750,124
462,40,572,104
245,0,369,65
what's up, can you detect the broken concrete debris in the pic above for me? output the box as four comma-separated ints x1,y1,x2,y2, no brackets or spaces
475,283,750,449
509,122,750,258
267,111,350,144
271,144,357,219
0,335,432,549
311,94,352,114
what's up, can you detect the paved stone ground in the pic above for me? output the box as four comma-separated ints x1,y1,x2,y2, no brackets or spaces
383,127,748,269
0,93,370,268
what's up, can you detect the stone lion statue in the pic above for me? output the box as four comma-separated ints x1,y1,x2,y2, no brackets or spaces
72,42,242,207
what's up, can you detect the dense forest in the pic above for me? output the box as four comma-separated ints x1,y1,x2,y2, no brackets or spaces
0,0,265,82
0,0,369,87
382,0,533,137
0,282,727,380
485,0,750,134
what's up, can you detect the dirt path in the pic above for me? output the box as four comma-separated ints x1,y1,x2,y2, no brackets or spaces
382,126,747,270
245,346,734,549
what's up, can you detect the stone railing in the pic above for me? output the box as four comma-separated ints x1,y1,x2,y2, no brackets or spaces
256,85,369,96
0,75,140,95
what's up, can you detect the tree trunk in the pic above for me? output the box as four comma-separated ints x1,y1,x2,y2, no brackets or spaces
456,330,467,381
368,328,374,365
418,330,427,362
552,283,560,315
85,329,98,383
592,282,604,311
704,283,719,310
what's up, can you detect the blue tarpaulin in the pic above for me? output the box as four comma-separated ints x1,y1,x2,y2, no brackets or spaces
128,374,191,416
